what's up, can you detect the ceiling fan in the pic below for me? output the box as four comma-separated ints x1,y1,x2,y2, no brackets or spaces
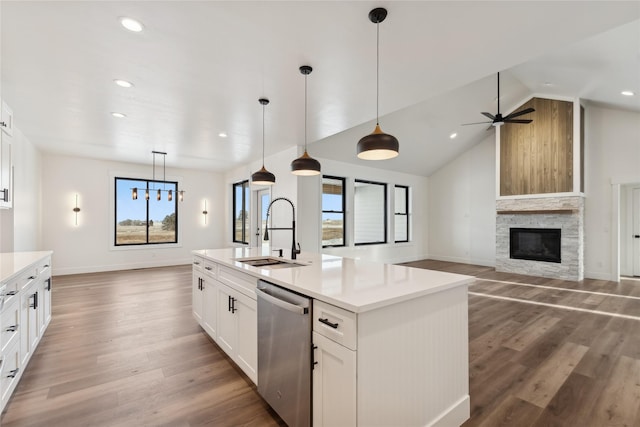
462,72,535,129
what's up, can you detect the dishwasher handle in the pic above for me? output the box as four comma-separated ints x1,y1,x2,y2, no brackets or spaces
256,287,309,315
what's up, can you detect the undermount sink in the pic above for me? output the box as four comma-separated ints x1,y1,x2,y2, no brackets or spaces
235,257,306,269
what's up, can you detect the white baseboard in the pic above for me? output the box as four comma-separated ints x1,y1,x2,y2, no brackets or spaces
53,258,192,276
428,394,470,427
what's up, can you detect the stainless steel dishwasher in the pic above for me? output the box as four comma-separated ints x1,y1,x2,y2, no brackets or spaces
256,280,312,427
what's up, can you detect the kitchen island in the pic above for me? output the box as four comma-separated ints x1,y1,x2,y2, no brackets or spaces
193,247,473,427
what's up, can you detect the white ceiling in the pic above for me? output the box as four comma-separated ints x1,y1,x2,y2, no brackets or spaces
1,1,639,177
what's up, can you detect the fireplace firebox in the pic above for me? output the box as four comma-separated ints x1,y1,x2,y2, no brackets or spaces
510,228,561,263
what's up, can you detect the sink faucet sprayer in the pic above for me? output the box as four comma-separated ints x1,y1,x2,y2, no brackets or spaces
263,197,301,260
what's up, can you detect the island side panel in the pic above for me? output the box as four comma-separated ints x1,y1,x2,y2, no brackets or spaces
357,284,470,426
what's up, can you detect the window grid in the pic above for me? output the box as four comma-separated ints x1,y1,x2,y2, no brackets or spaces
114,177,178,246
233,180,250,244
354,179,387,246
322,175,346,247
394,185,409,243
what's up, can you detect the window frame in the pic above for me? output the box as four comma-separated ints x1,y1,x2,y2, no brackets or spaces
114,176,179,247
321,175,346,248
394,185,410,243
232,179,250,245
353,179,388,246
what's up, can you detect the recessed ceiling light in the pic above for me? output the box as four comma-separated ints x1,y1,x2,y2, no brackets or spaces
218,132,228,138
120,17,144,32
543,82,554,87
449,133,457,139
114,79,134,88
111,112,127,118
621,90,635,96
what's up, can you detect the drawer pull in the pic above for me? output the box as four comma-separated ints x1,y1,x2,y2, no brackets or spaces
193,261,200,265
7,368,19,378
4,290,18,297
5,325,18,332
205,266,213,271
319,318,339,329
28,276,36,280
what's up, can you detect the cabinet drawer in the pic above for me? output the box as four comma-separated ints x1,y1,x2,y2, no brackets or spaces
19,270,37,292
203,259,217,278
0,299,19,353
36,257,52,276
218,266,257,299
1,341,20,407
1,280,19,309
313,300,357,351
192,256,204,272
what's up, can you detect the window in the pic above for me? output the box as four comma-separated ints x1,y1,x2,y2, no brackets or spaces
322,176,346,247
233,180,250,244
394,185,409,243
115,177,178,246
354,179,387,245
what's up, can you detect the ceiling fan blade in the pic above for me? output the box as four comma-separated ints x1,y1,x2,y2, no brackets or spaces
504,107,535,120
481,112,495,120
461,121,492,126
504,119,533,124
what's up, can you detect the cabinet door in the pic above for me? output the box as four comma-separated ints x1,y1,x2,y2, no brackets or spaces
234,291,257,383
19,286,39,366
1,341,20,409
216,284,237,356
312,331,357,427
42,277,52,329
0,133,11,209
1,101,13,137
192,271,203,324
202,279,217,339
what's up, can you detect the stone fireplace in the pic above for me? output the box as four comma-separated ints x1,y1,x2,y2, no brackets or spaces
496,196,584,281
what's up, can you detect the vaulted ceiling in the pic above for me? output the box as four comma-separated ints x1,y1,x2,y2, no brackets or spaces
1,2,639,177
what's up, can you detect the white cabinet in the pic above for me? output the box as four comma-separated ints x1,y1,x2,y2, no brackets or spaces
192,257,204,324
1,101,14,137
216,281,257,383
312,300,357,427
0,132,12,209
192,258,258,384
0,252,52,413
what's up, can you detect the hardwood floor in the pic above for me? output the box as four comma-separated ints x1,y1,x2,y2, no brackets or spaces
0,266,285,427
404,260,640,427
2,262,639,426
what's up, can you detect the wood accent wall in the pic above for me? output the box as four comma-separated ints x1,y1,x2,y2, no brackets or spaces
500,97,574,196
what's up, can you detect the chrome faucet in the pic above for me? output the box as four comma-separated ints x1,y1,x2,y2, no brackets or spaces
263,197,301,260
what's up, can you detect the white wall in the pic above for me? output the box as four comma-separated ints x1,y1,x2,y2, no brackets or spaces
428,136,496,267
583,105,640,280
12,127,42,251
41,153,225,275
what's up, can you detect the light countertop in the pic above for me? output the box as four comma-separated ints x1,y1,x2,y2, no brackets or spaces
193,247,473,313
0,251,53,284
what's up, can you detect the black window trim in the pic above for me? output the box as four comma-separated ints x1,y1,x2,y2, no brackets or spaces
232,179,250,245
114,176,179,247
322,175,347,248
354,178,388,246
394,184,410,243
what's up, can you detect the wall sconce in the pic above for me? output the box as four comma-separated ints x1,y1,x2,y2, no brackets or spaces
202,200,208,224
73,194,81,226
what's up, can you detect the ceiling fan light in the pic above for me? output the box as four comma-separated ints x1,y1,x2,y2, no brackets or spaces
357,124,399,160
291,150,321,176
251,166,276,186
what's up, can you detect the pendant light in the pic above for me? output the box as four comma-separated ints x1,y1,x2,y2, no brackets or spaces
357,7,399,160
131,151,185,201
251,98,276,185
291,65,321,176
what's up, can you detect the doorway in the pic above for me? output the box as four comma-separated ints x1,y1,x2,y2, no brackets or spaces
255,189,270,248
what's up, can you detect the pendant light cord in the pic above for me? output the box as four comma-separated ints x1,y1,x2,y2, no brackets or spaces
262,103,265,167
304,72,308,150
376,19,380,125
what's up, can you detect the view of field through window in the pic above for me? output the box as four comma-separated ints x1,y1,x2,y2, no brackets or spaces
322,177,345,247
115,178,178,245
